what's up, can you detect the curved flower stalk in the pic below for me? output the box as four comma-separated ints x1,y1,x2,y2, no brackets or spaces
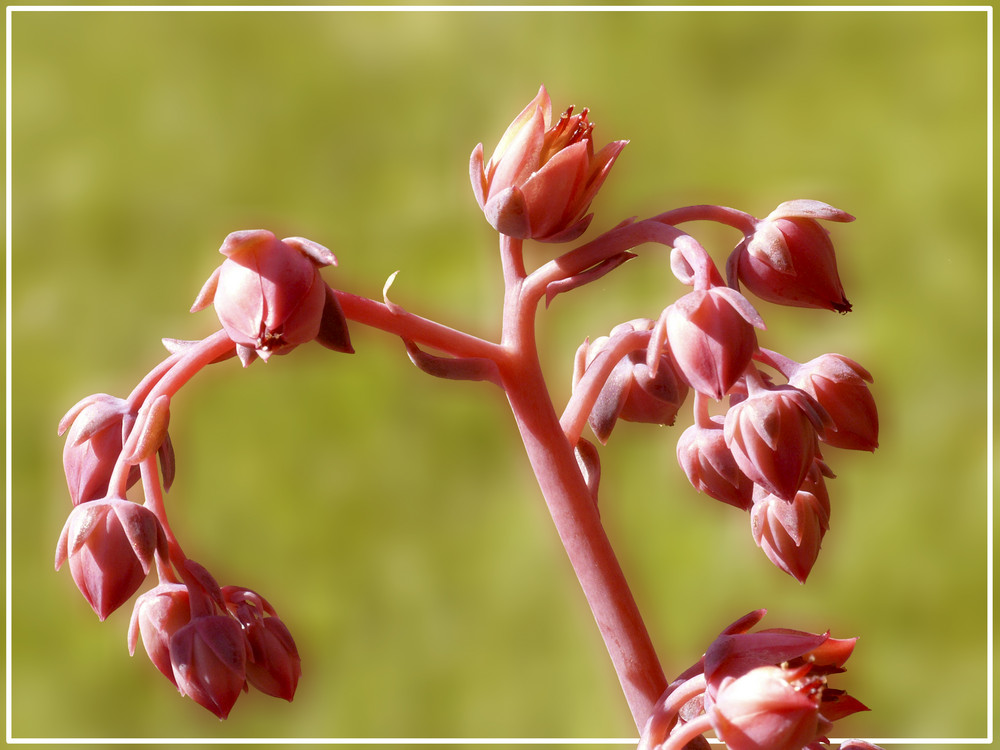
55,84,881,741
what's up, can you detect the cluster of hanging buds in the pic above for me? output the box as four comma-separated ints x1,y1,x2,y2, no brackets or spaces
569,200,878,583
55,230,353,717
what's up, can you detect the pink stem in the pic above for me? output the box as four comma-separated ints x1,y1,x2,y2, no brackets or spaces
639,674,708,750
335,290,503,362
138,329,236,404
559,328,650,446
108,330,235,498
139,456,184,582
652,204,758,235
692,391,716,430
659,712,713,750
524,218,689,306
659,673,707,725
499,234,666,730
125,351,182,411
330,233,668,727
754,347,798,379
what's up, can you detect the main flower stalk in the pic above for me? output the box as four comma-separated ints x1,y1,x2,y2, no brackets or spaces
498,234,667,727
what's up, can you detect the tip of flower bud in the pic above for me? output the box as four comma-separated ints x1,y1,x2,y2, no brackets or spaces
219,229,275,258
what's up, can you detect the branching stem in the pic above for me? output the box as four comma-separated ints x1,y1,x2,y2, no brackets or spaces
498,234,666,729
329,234,669,729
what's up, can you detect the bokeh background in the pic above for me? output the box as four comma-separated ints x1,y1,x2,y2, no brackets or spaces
10,7,990,744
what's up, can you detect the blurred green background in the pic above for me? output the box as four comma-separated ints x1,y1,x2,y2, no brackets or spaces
10,7,989,744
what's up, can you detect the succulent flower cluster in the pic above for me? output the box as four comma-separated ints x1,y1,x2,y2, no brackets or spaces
56,85,881,747
54,229,354,717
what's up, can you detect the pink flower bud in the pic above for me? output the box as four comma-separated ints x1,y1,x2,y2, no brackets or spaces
576,319,689,443
788,353,878,452
708,663,825,750
58,394,138,505
664,288,764,400
222,587,301,701
750,482,829,583
470,85,627,242
54,497,167,620
169,615,248,719
191,230,352,364
723,382,829,501
733,200,854,313
676,416,753,510
128,583,192,685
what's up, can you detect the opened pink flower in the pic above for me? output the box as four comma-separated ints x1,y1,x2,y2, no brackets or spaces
470,85,627,242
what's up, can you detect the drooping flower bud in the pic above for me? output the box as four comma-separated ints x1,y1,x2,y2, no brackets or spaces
129,583,192,685
191,230,352,365
470,85,627,242
575,319,688,443
750,478,830,583
723,378,829,501
55,497,167,620
732,200,854,313
676,417,754,511
58,394,140,505
169,615,248,719
664,288,764,400
787,353,878,452
222,586,301,702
